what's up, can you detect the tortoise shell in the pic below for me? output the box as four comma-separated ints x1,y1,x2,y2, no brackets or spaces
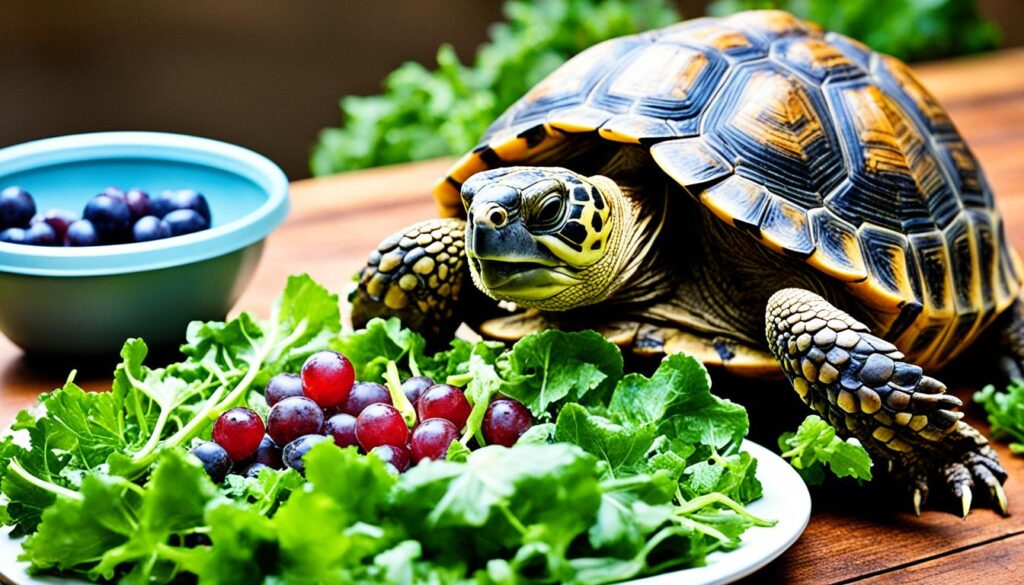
434,10,1022,369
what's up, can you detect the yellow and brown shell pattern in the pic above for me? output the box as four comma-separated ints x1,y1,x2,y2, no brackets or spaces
435,10,1022,371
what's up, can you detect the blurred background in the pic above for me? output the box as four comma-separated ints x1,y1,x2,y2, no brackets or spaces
2,0,1021,181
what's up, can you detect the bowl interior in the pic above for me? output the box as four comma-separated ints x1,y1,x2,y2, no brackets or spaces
0,133,289,277
2,157,266,228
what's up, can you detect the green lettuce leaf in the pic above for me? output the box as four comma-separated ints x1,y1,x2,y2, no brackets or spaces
501,330,624,416
974,383,1024,454
554,403,656,477
609,354,748,458
330,317,427,383
779,415,873,485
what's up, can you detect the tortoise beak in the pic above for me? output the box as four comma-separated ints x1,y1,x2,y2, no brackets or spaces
473,258,581,297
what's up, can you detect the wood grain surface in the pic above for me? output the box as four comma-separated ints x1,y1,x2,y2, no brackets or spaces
3,48,1024,584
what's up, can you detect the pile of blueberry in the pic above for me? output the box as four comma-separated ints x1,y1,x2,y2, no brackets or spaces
0,185,211,246
192,350,534,481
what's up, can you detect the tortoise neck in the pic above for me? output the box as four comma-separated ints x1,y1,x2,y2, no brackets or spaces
592,177,673,306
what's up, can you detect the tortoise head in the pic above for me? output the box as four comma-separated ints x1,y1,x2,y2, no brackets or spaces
461,167,624,310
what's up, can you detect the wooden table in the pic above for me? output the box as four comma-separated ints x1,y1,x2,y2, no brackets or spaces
4,48,1024,584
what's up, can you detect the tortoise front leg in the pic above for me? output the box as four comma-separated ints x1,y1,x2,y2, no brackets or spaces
351,218,468,340
765,288,1008,517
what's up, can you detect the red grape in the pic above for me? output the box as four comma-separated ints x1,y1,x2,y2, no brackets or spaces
301,351,355,408
417,384,471,429
341,382,392,416
267,396,324,447
370,444,411,472
265,373,305,406
212,407,266,461
482,399,533,447
410,418,459,463
247,434,283,469
324,413,359,449
355,403,409,451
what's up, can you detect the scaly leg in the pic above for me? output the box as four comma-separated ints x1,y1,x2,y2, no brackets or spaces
765,288,1007,517
351,218,468,341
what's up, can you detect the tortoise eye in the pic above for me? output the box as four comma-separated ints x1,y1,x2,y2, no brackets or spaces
533,195,564,229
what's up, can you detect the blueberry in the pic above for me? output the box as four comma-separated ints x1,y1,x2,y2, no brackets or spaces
132,215,171,242
124,189,151,220
0,187,36,229
102,186,127,200
282,434,330,474
38,209,78,241
240,462,270,479
0,228,27,244
163,209,208,237
152,189,210,223
65,219,101,246
191,441,232,483
83,195,132,242
24,222,58,246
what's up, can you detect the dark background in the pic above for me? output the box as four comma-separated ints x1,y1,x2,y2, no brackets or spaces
2,0,1022,180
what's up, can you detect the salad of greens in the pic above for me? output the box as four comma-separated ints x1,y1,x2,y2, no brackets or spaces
975,382,1024,455
0,275,779,584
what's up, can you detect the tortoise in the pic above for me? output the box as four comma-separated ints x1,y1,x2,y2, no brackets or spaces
352,10,1020,516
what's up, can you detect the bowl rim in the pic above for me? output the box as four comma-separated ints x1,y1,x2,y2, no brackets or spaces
0,131,289,277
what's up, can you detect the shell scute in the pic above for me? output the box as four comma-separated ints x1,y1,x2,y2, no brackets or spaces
825,79,960,232
722,10,823,41
909,231,955,319
660,20,764,61
699,175,769,233
704,63,843,207
650,137,732,186
759,195,815,257
823,32,872,70
807,209,868,282
935,139,992,208
772,37,863,82
856,224,923,309
874,54,955,136
592,40,729,136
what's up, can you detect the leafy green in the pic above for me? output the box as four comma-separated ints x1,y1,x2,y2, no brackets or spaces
779,415,873,485
445,330,623,445
310,0,679,174
555,404,656,476
975,383,1024,454
330,317,428,383
708,0,999,62
2,276,779,584
1,273,341,540
610,354,748,461
503,330,624,415
20,448,219,583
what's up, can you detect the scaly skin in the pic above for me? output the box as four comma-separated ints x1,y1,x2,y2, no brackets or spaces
766,288,1007,517
351,218,467,340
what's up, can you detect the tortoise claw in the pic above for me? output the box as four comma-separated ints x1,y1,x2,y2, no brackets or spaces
993,483,1009,516
960,485,973,519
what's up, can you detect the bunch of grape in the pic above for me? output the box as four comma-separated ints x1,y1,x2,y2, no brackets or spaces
191,350,534,480
0,185,211,246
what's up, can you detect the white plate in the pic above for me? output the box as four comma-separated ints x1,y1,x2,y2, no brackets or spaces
625,440,811,585
0,440,810,585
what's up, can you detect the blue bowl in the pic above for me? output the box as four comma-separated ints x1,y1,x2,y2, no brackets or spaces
0,132,289,356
